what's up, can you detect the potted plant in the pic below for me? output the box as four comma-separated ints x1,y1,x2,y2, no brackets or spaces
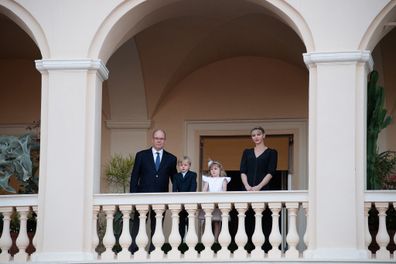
105,153,134,193
97,154,134,254
0,134,34,193
366,70,396,189
366,70,396,254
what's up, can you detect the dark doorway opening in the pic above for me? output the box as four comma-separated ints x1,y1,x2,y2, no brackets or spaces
199,134,292,191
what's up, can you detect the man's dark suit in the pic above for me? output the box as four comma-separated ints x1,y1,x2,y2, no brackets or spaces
129,148,177,252
172,170,197,240
130,148,177,193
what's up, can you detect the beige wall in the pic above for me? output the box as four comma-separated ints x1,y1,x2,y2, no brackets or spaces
381,29,396,152
0,59,40,124
373,28,396,152
133,13,306,119
152,56,308,158
106,39,147,121
100,81,111,192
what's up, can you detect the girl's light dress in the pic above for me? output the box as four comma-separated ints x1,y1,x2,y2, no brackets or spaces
200,175,231,221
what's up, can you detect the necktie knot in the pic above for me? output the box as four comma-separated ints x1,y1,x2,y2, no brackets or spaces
155,152,160,171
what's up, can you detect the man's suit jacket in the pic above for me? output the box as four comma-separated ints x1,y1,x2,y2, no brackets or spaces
130,148,177,193
172,171,197,192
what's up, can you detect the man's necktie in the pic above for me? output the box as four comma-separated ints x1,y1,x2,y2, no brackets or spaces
155,152,160,171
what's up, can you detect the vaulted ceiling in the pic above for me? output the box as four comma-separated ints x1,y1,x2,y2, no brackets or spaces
0,14,41,59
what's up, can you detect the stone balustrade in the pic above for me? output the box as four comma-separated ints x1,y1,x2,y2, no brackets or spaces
93,191,309,261
1,191,395,262
0,194,38,262
365,191,396,260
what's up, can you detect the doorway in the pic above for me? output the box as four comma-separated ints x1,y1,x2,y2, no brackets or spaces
199,134,292,191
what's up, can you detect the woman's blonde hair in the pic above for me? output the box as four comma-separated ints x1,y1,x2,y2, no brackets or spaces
208,160,227,177
250,126,265,135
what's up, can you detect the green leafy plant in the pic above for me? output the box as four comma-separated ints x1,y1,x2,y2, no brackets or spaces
367,70,396,189
0,134,33,193
105,154,134,193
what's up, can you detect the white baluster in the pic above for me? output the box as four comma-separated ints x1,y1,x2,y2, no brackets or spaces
364,203,372,258
184,204,198,259
150,204,165,260
14,207,30,262
0,207,13,262
31,206,38,258
375,202,390,259
217,203,231,259
117,205,132,261
250,203,265,259
285,202,299,259
167,204,181,260
233,203,248,259
101,205,116,260
302,202,309,258
92,206,100,259
268,203,282,258
134,205,149,260
200,203,214,259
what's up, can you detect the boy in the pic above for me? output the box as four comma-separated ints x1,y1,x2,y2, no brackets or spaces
172,156,197,239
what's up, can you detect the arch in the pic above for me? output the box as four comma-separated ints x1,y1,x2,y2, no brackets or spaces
250,0,314,52
88,0,314,64
359,0,396,51
0,0,50,58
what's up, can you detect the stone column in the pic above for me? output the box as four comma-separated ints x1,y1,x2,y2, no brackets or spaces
303,51,372,259
33,59,108,262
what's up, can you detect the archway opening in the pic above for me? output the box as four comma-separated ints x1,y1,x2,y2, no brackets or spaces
99,0,309,193
0,13,42,194
370,27,396,190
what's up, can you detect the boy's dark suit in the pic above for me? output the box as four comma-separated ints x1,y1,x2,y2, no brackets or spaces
129,148,177,252
172,171,197,192
172,170,197,240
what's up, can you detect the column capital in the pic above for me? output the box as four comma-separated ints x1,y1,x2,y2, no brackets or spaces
303,50,373,71
35,59,109,81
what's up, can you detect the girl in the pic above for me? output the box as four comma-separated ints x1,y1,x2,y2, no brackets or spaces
201,160,231,242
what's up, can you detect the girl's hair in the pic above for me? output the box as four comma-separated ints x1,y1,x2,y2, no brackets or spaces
250,126,265,135
208,160,227,177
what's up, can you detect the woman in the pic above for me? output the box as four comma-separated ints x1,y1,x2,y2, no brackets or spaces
240,126,278,252
240,126,277,191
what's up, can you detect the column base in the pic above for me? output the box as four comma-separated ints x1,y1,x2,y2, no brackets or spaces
31,251,95,262
304,248,369,260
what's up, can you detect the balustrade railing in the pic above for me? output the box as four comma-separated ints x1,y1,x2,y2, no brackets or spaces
365,191,396,260
2,191,395,262
93,191,309,261
0,194,38,262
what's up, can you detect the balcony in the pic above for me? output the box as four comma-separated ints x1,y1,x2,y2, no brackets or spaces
0,191,395,263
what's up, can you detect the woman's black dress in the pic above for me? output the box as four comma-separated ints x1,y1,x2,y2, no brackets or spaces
239,147,278,252
240,148,277,190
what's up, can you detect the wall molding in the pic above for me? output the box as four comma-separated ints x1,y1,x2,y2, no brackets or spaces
35,59,109,81
303,50,373,71
0,123,34,135
105,120,152,129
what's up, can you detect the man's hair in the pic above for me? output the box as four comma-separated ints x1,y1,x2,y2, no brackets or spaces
152,129,166,139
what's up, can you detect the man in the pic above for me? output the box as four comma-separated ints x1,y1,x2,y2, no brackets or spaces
130,129,177,192
129,129,177,252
